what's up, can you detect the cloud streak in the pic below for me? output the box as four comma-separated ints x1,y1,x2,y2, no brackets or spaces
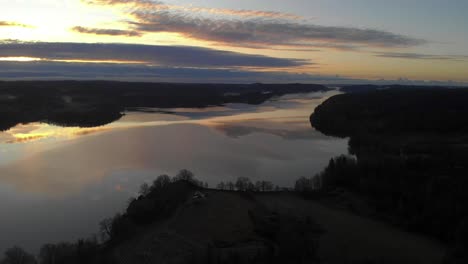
82,0,425,49
0,60,316,82
375,52,468,61
71,26,142,37
1,60,464,86
0,21,31,28
83,0,302,19
0,41,309,68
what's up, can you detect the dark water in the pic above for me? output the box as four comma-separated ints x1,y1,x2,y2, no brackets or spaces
0,91,347,253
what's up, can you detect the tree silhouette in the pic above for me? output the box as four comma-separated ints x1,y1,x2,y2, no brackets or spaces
256,181,274,192
227,181,235,191
99,218,113,242
151,174,171,191
173,169,195,182
235,177,252,191
138,183,150,197
1,247,36,264
217,182,226,190
294,177,313,192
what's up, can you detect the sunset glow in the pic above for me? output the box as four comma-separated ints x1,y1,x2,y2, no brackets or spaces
0,57,41,62
0,0,467,84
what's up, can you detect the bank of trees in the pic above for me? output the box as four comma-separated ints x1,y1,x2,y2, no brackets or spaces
0,170,307,264
0,247,36,264
0,81,328,131
310,88,468,261
216,178,277,192
99,170,209,243
0,238,106,264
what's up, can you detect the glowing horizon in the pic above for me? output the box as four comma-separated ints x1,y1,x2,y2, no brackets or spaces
0,0,467,83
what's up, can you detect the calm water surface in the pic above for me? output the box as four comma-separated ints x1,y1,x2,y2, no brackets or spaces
0,90,347,253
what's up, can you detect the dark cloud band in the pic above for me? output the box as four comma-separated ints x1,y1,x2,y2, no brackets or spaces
0,61,464,86
0,41,309,68
375,52,468,61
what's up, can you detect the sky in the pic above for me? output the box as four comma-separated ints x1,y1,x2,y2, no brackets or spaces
0,0,467,84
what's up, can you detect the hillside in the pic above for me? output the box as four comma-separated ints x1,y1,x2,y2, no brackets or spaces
105,181,445,264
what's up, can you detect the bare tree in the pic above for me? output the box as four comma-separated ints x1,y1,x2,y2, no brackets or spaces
173,169,195,182
217,182,226,190
263,181,274,192
139,183,150,196
235,177,252,191
255,181,262,191
254,180,274,192
151,174,171,190
227,182,235,191
99,218,113,242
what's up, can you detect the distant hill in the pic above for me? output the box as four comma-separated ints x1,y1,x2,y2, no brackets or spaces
340,84,459,93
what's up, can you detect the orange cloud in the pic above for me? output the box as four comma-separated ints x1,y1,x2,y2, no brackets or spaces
6,134,46,144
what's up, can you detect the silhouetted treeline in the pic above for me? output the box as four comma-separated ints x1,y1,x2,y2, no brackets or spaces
217,178,279,192
100,170,207,243
339,84,453,93
1,170,321,264
310,88,468,263
295,155,358,192
0,170,207,264
0,238,111,264
311,88,468,137
0,81,328,131
0,246,36,264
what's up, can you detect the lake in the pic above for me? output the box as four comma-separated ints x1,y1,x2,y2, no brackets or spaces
0,90,347,253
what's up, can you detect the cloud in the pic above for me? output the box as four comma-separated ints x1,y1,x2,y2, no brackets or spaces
0,21,31,28
132,13,424,48
375,52,468,61
2,60,465,86
6,135,46,144
82,0,425,49
83,0,302,20
0,41,308,68
0,60,316,82
71,26,141,37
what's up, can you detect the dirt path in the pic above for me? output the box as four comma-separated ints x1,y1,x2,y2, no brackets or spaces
257,193,446,264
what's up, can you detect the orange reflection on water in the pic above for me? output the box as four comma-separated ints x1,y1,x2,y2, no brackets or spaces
2,123,114,144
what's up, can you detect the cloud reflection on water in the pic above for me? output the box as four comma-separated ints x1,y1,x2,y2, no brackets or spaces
0,90,347,253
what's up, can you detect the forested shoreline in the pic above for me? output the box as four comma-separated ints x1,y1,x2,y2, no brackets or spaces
309,88,468,263
0,81,328,131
